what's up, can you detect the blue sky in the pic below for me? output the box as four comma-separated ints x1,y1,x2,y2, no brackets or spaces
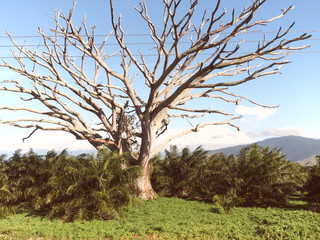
0,0,319,152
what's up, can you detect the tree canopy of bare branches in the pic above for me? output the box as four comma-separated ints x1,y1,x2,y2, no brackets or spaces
0,0,311,199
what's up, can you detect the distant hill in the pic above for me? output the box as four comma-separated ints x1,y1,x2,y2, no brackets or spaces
0,149,97,158
209,135,320,163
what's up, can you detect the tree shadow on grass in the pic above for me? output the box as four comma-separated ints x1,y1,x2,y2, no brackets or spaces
283,193,312,211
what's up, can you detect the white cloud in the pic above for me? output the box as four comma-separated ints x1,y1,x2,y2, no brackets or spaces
236,105,277,120
155,125,254,151
307,129,320,139
0,128,93,152
0,124,311,155
248,126,304,138
155,124,309,152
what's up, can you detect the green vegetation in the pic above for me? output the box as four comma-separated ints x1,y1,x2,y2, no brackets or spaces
235,144,307,206
152,144,306,208
304,157,320,211
1,197,320,240
1,144,320,239
0,149,139,221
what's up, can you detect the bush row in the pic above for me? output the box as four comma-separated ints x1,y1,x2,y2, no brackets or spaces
152,144,308,208
0,149,139,221
1,144,320,221
305,157,320,205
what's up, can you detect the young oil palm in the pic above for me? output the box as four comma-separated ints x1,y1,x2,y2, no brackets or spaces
152,145,210,198
44,149,139,221
236,144,306,206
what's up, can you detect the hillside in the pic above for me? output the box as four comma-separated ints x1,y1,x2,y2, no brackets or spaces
209,135,320,163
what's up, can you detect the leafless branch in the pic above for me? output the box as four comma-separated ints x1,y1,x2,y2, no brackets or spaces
0,0,311,161
152,115,243,157
23,127,39,142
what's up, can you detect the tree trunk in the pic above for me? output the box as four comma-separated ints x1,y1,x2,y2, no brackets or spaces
132,119,157,200
134,161,156,200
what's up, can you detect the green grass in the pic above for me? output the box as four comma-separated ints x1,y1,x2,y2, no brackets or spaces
1,197,320,240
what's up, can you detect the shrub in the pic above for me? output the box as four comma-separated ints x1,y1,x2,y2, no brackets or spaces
235,144,307,206
212,190,244,214
0,149,139,221
305,158,320,207
152,146,237,201
152,144,307,208
1,149,46,211
195,153,238,200
43,149,140,221
152,146,211,199
0,154,16,217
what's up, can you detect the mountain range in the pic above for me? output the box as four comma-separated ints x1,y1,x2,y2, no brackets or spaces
1,135,319,165
209,135,320,165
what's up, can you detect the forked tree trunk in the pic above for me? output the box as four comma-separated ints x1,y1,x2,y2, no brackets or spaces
89,130,157,199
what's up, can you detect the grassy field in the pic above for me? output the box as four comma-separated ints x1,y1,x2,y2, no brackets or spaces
1,197,320,240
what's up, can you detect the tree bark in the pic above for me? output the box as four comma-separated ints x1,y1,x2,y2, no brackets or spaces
134,161,155,200
132,118,157,199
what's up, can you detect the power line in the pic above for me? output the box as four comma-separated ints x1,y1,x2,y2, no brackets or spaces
0,31,317,59
0,30,319,39
0,39,318,49
0,50,318,59
0,30,317,49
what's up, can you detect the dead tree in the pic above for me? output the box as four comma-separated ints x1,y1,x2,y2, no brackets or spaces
0,0,311,199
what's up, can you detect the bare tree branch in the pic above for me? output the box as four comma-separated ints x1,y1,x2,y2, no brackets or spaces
0,0,311,171
152,115,243,157
23,127,39,142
